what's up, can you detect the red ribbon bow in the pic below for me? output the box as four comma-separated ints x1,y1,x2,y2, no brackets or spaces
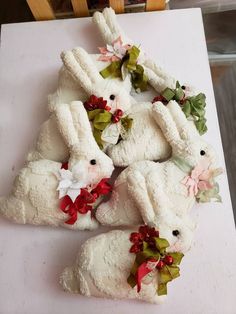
59,178,112,225
136,258,158,292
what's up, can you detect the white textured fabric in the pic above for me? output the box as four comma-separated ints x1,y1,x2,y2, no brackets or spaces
0,102,114,230
93,7,177,92
27,49,132,162
96,102,218,251
60,229,167,304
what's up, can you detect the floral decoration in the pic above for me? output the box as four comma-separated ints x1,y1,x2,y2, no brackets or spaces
59,177,112,225
181,159,223,202
98,37,148,92
84,95,133,148
127,225,184,296
152,82,207,135
98,36,130,62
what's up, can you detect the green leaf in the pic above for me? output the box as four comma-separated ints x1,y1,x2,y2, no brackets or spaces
93,128,103,149
182,100,191,117
161,88,175,101
159,266,172,284
100,61,122,78
175,87,185,101
168,252,184,265
157,283,167,296
154,238,169,253
130,260,139,276
87,109,103,120
131,64,148,92
121,116,133,131
176,81,181,88
127,274,137,288
126,46,140,71
166,265,180,280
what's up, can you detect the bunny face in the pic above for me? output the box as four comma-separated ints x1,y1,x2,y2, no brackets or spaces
55,101,114,185
172,138,217,170
152,101,218,171
69,143,114,186
155,214,195,253
61,48,134,115
90,79,134,114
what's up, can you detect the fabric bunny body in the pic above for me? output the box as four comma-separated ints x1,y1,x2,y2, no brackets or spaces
96,101,218,244
27,50,134,162
60,229,178,304
97,159,194,226
0,102,114,230
0,159,98,229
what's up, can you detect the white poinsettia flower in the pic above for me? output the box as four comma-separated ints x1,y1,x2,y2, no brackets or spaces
101,122,121,145
57,161,91,202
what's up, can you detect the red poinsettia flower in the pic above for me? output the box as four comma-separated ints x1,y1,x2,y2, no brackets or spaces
84,95,110,111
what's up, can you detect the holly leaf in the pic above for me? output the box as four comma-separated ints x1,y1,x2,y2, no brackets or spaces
127,274,136,288
157,283,167,296
161,88,175,101
154,237,169,253
168,252,184,265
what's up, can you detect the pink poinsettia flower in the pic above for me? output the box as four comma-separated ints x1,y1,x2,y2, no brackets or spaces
98,36,130,62
182,159,218,197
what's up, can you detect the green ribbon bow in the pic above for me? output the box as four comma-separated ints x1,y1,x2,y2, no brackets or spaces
87,109,133,149
127,237,184,296
161,82,207,135
100,45,148,92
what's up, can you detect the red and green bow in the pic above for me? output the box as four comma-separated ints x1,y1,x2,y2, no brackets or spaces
59,178,112,225
127,225,184,296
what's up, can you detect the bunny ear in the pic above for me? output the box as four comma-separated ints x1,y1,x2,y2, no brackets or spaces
61,49,101,96
93,7,132,45
167,101,199,140
143,59,176,93
72,47,103,84
152,102,182,145
69,101,98,147
55,103,79,147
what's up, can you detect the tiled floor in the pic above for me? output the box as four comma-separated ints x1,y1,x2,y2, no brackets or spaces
0,2,235,221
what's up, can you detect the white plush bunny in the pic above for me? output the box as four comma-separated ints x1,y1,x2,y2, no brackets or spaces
27,48,135,163
93,7,177,92
92,8,208,167
0,102,114,230
60,227,186,304
96,101,220,230
29,47,173,166
48,54,132,112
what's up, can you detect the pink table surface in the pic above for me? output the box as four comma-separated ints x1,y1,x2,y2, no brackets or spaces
0,8,235,314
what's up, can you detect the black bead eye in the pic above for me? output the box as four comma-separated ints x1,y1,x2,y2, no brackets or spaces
110,94,115,100
172,230,180,237
200,150,206,156
90,159,96,165
181,85,186,90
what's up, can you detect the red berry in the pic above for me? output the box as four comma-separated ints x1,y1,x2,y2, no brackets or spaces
105,106,111,111
129,244,141,253
152,95,166,104
115,109,123,117
130,232,143,243
139,225,149,236
163,255,174,265
112,116,120,123
156,260,165,269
